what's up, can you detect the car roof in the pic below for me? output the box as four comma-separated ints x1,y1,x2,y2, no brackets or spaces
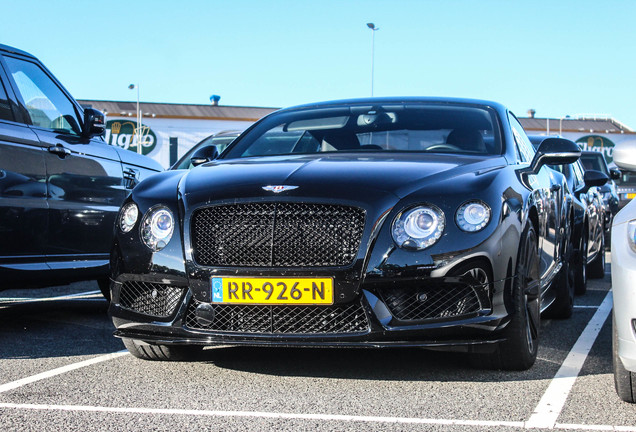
0,44,36,59
275,96,508,114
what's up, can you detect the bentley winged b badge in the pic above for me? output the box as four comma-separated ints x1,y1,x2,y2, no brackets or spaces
262,185,299,193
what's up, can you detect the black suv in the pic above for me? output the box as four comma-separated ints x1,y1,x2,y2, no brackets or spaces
0,44,162,297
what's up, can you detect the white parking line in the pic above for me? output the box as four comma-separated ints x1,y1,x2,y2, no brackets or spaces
526,290,613,429
0,351,128,394
0,403,634,431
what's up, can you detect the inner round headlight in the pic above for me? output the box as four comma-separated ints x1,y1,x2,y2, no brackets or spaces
456,200,491,232
141,206,174,251
119,202,138,233
392,205,445,250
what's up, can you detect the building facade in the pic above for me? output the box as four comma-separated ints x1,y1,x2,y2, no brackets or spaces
78,100,277,168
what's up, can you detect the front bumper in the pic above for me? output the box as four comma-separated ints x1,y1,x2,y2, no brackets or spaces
109,268,511,352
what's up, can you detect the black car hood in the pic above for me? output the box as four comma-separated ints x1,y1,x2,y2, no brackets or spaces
181,153,507,206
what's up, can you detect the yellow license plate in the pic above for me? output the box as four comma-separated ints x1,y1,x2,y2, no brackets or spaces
211,277,334,305
628,193,636,199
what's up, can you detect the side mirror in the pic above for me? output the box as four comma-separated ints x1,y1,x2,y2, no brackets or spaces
613,141,636,172
82,108,106,139
530,138,581,173
610,167,622,180
583,169,609,189
190,145,219,167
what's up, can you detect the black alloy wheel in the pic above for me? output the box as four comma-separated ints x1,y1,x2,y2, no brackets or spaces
123,338,203,361
544,237,574,319
613,315,636,403
574,227,588,295
471,225,540,370
461,267,489,286
588,232,606,279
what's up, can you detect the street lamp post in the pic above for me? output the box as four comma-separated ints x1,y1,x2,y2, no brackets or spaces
128,83,143,154
366,23,379,97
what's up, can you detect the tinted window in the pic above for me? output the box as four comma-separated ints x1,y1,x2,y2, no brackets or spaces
572,161,585,188
580,154,609,175
0,77,14,122
224,104,502,159
4,56,81,135
174,134,239,170
508,114,535,163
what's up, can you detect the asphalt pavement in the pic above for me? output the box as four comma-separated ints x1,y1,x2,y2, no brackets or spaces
0,256,634,431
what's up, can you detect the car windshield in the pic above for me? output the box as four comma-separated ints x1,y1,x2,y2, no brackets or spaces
580,153,609,175
223,104,501,159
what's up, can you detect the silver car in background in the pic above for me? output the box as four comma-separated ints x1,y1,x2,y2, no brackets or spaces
611,140,636,402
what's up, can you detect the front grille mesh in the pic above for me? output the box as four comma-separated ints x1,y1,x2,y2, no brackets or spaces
192,203,366,267
379,283,484,322
119,281,185,318
184,299,369,334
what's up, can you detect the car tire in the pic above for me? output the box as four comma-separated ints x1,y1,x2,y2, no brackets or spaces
122,338,203,361
574,229,588,295
471,225,540,370
97,277,111,302
613,315,636,403
543,251,574,319
588,233,606,279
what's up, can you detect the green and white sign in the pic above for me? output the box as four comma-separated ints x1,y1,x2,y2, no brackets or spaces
104,120,158,156
576,135,615,164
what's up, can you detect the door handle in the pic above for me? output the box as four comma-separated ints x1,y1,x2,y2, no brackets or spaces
48,144,71,158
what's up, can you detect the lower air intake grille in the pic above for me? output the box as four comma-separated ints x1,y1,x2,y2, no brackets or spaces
379,283,484,322
185,300,369,334
119,281,185,318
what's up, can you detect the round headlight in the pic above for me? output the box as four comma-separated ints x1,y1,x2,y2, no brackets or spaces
141,206,174,251
119,202,138,233
392,205,445,250
456,200,491,232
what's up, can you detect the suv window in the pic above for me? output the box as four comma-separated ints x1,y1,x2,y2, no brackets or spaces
0,77,14,122
3,56,81,135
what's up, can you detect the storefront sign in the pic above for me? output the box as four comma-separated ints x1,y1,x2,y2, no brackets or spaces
104,120,158,156
576,135,615,163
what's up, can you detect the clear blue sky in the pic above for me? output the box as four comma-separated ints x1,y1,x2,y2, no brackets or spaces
3,0,636,126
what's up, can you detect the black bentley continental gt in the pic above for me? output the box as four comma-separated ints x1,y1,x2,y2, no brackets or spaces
108,97,580,370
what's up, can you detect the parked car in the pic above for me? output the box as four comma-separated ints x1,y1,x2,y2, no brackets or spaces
109,97,580,370
611,141,636,402
580,151,620,247
171,130,240,170
615,165,636,210
529,136,608,289
0,44,163,298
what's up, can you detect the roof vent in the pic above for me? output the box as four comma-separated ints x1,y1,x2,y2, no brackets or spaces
527,109,536,118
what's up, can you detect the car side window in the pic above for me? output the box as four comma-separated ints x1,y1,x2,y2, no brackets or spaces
3,56,81,135
508,114,535,163
572,161,585,189
0,76,14,122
